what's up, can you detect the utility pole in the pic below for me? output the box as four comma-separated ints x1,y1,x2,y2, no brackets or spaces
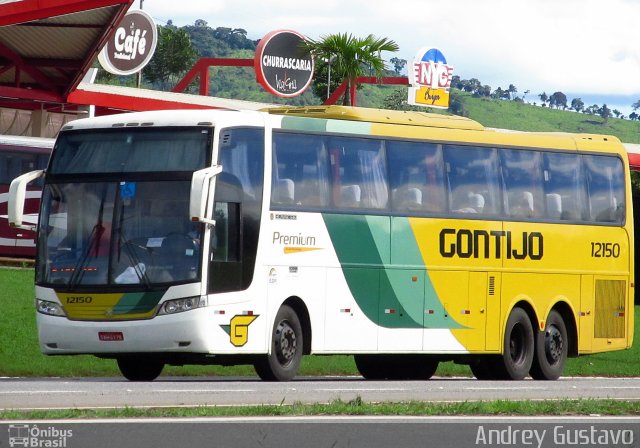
136,0,144,88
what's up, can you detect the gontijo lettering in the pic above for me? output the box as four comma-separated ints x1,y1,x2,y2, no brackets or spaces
440,228,543,260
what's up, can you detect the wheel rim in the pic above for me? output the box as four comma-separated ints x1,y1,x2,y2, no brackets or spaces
275,320,297,366
545,325,564,365
509,323,527,365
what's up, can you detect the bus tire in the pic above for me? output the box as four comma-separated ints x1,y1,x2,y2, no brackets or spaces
499,307,535,380
354,355,389,380
117,357,164,381
254,305,303,381
408,357,438,380
469,359,496,380
355,355,439,380
530,310,568,380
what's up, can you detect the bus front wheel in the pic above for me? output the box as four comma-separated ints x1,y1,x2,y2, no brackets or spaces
254,305,303,381
530,310,568,380
117,357,164,381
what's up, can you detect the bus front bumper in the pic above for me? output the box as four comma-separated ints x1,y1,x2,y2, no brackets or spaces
35,307,262,356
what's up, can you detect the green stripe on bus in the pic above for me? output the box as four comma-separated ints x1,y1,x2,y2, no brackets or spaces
113,291,165,315
280,116,372,135
322,214,463,329
280,116,328,132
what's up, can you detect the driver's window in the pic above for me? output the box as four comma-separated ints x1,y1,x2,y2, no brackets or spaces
211,202,239,262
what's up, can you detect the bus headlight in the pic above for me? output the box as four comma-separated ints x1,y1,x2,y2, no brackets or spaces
36,299,66,317
158,296,206,315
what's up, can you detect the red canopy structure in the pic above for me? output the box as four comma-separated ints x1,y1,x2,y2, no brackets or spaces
0,0,133,135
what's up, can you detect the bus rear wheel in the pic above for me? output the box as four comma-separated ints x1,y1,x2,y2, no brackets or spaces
254,305,303,381
500,307,535,380
117,357,164,381
530,310,568,380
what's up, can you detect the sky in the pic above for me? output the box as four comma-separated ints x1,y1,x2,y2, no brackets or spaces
140,0,640,115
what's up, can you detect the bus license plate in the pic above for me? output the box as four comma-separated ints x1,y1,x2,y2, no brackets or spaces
99,332,124,341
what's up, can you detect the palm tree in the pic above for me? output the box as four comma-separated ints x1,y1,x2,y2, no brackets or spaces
303,33,399,105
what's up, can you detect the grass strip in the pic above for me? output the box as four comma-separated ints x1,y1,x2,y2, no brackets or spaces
2,398,640,420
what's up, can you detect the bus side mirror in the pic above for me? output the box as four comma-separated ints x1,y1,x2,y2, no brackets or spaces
190,165,222,226
8,169,44,230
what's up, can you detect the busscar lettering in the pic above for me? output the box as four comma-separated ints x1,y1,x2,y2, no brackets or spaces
439,228,543,260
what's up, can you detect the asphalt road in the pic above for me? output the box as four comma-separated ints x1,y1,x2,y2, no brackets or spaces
2,376,640,410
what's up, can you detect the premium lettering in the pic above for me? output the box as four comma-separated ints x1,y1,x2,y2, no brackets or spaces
272,231,316,246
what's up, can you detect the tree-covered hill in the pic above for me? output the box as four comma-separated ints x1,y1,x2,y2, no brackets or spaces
106,20,640,144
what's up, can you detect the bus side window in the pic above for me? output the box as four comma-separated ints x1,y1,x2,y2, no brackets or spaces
330,137,388,210
271,133,330,208
584,155,625,224
387,141,445,214
444,145,502,216
500,149,544,219
543,152,588,221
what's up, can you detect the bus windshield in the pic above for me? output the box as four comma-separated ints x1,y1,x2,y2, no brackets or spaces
36,128,210,288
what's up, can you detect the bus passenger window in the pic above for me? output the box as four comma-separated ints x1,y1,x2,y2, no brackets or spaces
543,153,587,221
584,155,625,224
444,145,501,216
387,141,445,214
500,149,544,219
271,132,330,209
330,137,388,210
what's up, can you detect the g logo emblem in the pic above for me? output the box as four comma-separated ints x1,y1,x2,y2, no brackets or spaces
222,315,259,347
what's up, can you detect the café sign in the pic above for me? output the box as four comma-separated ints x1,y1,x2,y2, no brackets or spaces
98,9,157,76
408,47,454,109
254,30,314,98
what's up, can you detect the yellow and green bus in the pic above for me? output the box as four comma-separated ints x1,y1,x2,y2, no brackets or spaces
9,105,633,381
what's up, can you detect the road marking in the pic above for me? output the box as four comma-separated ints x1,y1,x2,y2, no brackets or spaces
0,390,87,395
155,389,258,393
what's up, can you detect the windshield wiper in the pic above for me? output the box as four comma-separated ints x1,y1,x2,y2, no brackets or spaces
68,222,106,288
115,220,151,288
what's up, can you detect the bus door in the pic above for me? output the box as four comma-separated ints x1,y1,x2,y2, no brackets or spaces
208,128,264,294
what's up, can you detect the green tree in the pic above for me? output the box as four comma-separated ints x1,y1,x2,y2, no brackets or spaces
465,78,482,95
303,33,399,105
570,97,584,113
632,99,640,111
143,25,198,90
539,92,549,107
390,57,407,75
599,104,612,125
585,104,600,115
549,91,567,109
477,85,492,97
